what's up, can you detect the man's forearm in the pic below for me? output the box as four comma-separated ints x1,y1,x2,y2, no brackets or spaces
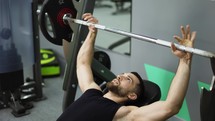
166,58,191,111
77,31,97,67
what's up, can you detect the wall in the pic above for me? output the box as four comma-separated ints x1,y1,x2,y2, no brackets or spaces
131,0,215,121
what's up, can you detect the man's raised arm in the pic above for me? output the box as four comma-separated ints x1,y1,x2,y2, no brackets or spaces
130,25,196,121
76,13,101,92
165,25,196,112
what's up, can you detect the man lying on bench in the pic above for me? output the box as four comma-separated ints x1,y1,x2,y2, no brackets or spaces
57,13,196,121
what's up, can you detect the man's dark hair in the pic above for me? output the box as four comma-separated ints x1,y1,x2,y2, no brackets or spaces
125,72,145,107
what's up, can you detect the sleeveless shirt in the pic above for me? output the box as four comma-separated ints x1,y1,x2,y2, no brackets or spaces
57,89,122,121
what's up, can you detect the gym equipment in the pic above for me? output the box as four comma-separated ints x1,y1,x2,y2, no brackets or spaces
0,70,32,117
141,80,161,106
40,49,60,77
38,0,215,59
93,51,112,85
63,15,215,59
94,51,111,70
39,0,77,45
200,58,215,121
1,0,44,117
0,1,28,116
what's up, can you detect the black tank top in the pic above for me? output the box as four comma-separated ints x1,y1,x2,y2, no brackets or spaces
57,89,122,121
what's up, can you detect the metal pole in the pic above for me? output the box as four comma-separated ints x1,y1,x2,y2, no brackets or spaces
63,15,215,58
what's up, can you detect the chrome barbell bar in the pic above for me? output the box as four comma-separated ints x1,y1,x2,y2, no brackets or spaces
63,14,215,58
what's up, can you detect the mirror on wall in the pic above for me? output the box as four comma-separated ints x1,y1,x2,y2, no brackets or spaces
93,0,131,55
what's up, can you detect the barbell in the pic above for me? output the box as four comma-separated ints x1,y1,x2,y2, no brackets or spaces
62,14,215,58
38,0,215,58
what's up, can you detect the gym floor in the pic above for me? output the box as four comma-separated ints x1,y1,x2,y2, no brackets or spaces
0,1,130,121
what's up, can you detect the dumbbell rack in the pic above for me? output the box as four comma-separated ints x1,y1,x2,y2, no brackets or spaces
0,0,45,117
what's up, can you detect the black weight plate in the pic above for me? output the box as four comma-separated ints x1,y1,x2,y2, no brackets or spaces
94,51,111,70
39,0,77,45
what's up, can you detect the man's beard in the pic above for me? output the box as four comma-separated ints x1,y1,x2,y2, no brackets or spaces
106,81,129,97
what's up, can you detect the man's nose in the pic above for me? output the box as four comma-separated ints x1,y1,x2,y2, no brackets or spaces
117,75,120,80
117,75,124,81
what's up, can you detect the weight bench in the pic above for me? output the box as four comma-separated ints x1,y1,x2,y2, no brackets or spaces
200,58,215,121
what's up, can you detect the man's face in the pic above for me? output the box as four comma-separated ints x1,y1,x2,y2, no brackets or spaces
106,73,140,97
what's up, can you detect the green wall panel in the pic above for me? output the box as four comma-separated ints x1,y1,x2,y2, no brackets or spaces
197,81,210,93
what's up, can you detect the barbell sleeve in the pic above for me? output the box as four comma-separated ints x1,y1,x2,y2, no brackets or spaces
63,15,215,58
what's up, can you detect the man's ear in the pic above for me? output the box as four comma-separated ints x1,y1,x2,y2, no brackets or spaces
127,93,137,101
